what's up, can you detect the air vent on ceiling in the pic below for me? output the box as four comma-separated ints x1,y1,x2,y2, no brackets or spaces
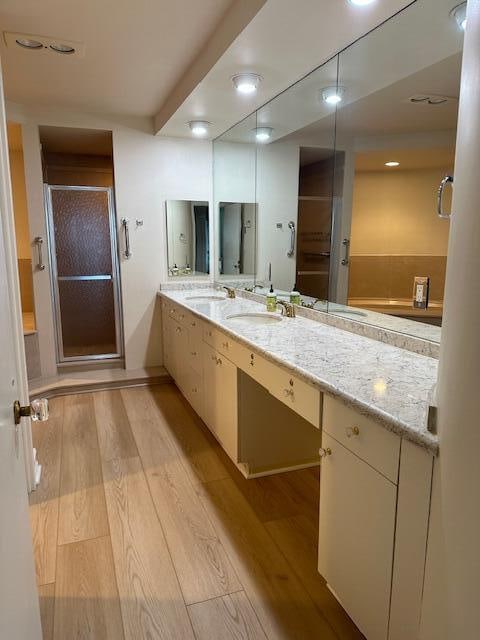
3,32,85,58
405,94,457,106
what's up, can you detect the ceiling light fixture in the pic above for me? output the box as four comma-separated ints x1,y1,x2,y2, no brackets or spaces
385,161,400,167
254,127,273,142
321,86,345,105
15,38,43,50
347,0,376,6
232,73,262,94
451,2,467,31
188,121,210,137
50,43,76,54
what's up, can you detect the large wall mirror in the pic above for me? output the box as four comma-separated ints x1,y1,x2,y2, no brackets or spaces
166,200,210,276
213,113,257,283
212,0,463,344
329,0,461,341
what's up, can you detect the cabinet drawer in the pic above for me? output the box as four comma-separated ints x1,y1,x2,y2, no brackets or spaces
323,396,400,483
268,368,321,428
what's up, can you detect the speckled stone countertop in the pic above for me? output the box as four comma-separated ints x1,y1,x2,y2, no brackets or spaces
159,289,439,454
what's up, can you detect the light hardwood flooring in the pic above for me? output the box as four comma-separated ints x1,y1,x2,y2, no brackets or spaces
29,384,364,640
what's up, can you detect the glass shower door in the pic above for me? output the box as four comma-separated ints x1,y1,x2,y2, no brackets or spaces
45,185,122,362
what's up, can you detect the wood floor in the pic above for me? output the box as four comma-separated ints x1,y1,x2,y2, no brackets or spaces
29,383,364,640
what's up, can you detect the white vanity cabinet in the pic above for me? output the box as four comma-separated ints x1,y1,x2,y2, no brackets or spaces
319,396,434,640
318,431,397,640
203,342,238,461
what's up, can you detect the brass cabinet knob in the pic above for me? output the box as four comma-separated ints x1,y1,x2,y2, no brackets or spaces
346,426,360,438
223,341,229,349
319,447,332,458
283,388,294,398
191,351,197,356
289,378,294,387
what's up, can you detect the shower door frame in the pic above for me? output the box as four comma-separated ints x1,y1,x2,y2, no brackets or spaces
45,184,124,363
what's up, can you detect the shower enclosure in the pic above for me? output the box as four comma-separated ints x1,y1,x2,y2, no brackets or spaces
45,185,123,363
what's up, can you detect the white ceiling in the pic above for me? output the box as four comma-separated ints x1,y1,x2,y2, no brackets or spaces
157,0,416,138
0,0,256,117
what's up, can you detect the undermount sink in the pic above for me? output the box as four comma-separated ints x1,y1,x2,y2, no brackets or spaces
226,312,283,325
186,295,226,301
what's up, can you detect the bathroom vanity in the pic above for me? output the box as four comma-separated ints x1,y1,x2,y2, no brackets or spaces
159,287,439,640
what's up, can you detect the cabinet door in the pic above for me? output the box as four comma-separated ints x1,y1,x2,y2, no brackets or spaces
214,354,238,462
172,320,189,391
318,432,396,640
203,342,218,434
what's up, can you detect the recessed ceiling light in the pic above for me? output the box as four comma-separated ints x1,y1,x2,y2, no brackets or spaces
232,73,262,94
50,43,76,54
254,127,273,142
451,2,467,31
347,0,376,6
385,161,400,167
15,38,43,50
188,121,210,137
321,86,345,105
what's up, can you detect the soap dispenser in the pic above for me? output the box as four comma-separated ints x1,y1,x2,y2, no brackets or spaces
290,284,301,306
266,285,277,312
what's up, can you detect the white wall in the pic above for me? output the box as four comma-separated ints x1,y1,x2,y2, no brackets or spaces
8,103,212,372
256,140,299,291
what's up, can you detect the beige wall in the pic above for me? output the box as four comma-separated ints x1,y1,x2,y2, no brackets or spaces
9,149,31,260
351,168,452,256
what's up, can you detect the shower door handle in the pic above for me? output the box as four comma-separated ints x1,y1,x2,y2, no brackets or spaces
34,236,45,271
121,218,132,259
437,175,453,219
287,221,296,257
341,238,350,266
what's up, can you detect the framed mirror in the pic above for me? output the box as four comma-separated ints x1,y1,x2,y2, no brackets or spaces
166,200,210,276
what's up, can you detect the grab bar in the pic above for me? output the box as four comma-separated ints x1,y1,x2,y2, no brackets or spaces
341,238,350,266
287,221,296,257
437,175,453,219
121,218,132,259
34,236,45,271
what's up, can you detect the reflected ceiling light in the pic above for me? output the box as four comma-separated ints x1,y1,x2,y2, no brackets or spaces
232,73,262,94
347,0,376,5
321,86,345,105
385,161,400,167
254,127,273,142
15,38,43,49
188,121,210,137
50,43,76,54
451,2,467,31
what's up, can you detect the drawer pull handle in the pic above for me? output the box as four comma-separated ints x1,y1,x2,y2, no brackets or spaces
216,358,222,366
223,342,229,348
346,426,360,438
192,387,198,393
175,327,181,333
283,388,294,398
191,322,196,327
250,360,254,366
319,447,332,458
191,351,197,356
289,378,294,387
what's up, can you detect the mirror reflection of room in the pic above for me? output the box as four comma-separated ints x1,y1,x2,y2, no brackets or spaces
166,200,209,276
347,148,454,326
332,0,461,333
218,202,256,276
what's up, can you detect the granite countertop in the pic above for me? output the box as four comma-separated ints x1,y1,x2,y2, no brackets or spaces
159,289,439,454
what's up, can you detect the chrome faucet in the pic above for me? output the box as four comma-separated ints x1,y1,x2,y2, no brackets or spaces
223,286,236,299
277,300,296,318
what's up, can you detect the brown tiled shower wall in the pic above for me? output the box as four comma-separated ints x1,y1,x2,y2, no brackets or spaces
348,255,447,301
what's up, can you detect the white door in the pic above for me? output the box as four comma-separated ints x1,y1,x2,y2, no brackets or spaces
0,66,42,638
